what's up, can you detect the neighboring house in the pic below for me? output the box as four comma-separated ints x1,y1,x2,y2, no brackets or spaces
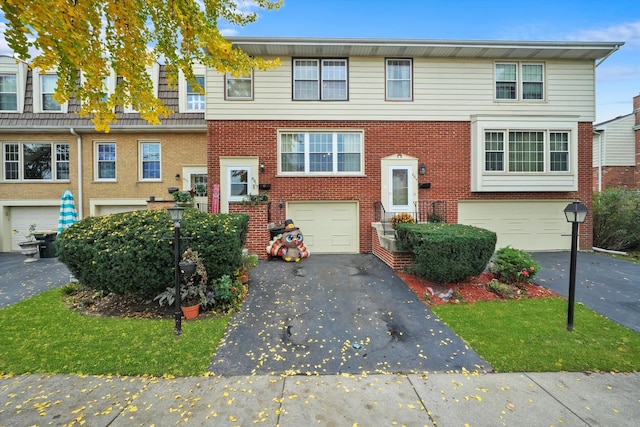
206,37,623,254
0,56,207,252
592,93,640,191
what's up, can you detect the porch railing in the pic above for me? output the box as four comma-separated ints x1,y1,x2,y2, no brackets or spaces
374,200,447,234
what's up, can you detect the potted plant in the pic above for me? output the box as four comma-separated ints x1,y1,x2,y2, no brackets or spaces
13,223,41,263
154,248,212,319
237,252,259,284
172,189,195,207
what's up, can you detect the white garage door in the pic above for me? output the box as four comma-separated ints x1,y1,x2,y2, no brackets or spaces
10,206,60,250
287,201,359,254
458,200,573,251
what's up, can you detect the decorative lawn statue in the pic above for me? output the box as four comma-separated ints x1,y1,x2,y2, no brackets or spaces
266,219,309,262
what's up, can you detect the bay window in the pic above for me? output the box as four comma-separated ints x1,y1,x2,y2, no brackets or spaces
483,130,570,173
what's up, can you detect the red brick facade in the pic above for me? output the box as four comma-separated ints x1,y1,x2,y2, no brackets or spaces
209,120,594,252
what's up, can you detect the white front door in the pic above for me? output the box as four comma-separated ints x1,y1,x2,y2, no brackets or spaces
388,165,413,213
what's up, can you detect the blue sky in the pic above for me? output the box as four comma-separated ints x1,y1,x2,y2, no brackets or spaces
222,0,640,123
1,1,637,123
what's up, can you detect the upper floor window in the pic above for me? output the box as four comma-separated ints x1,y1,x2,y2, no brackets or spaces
41,74,62,111
386,59,412,100
95,142,116,180
495,62,544,101
187,76,206,110
0,56,27,112
0,74,17,111
225,71,253,100
279,131,363,175
483,130,569,173
293,59,348,100
139,141,160,180
3,142,69,180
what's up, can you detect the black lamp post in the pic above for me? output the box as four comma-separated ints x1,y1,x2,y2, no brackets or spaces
167,205,185,336
563,200,588,331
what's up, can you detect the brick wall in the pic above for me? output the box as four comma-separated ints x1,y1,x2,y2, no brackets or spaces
208,120,592,252
228,202,270,259
371,227,415,271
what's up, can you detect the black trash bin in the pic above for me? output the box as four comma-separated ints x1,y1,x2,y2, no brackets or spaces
34,231,58,258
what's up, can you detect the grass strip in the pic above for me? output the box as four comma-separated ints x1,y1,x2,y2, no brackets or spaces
0,288,229,376
432,297,640,372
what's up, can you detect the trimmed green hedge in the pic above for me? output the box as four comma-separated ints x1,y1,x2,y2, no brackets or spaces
57,209,249,297
395,223,497,283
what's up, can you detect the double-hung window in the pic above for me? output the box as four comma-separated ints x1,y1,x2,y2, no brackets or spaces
0,74,17,111
279,131,363,174
140,142,161,180
96,142,116,180
483,130,569,173
386,59,412,100
226,71,253,100
41,74,62,111
3,142,69,180
293,59,348,100
187,76,206,110
495,62,544,101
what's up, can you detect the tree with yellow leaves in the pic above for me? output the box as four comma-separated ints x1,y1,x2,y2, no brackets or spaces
1,0,282,132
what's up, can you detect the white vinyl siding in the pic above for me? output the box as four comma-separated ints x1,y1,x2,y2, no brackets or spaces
593,114,636,167
206,57,595,122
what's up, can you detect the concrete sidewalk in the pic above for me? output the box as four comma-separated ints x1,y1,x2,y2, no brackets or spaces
1,371,638,426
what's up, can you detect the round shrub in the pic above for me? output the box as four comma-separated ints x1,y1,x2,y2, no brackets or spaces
396,223,497,283
57,209,249,298
489,246,540,286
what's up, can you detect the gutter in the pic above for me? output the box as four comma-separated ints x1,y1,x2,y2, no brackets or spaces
69,128,83,219
596,44,621,67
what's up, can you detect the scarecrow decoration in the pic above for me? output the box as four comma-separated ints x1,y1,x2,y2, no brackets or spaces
266,219,309,262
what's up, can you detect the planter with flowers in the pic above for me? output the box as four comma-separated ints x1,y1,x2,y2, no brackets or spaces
237,252,259,284
154,248,213,319
13,223,41,263
172,189,196,207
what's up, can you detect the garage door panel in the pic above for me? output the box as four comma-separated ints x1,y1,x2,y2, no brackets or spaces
10,206,60,250
288,202,359,254
458,201,571,251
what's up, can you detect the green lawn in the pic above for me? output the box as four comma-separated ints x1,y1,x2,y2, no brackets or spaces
432,297,640,372
0,288,230,376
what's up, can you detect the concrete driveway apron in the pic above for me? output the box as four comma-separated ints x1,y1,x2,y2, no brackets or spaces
532,251,640,332
210,254,490,376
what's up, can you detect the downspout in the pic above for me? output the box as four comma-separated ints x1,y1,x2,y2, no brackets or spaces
595,44,621,68
594,130,603,192
69,128,83,218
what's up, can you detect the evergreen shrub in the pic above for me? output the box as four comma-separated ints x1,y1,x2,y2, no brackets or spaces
57,209,249,297
489,246,540,287
593,187,640,252
395,223,496,283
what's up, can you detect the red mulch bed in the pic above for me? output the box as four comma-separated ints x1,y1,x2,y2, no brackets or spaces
396,271,559,307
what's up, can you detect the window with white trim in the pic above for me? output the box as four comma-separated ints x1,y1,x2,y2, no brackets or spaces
386,59,412,100
279,131,363,174
495,62,544,100
139,142,161,180
41,74,62,111
187,76,206,110
3,142,69,180
228,167,250,201
0,74,17,111
225,71,252,100
293,59,348,100
483,130,570,173
95,142,116,180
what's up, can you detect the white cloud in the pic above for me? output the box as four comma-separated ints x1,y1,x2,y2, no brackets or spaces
570,20,640,47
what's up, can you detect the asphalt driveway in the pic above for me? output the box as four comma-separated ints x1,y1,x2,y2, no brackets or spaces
532,251,640,332
209,254,491,376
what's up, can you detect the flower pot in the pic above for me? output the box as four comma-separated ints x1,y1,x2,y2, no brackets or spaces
181,303,200,320
18,241,40,263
